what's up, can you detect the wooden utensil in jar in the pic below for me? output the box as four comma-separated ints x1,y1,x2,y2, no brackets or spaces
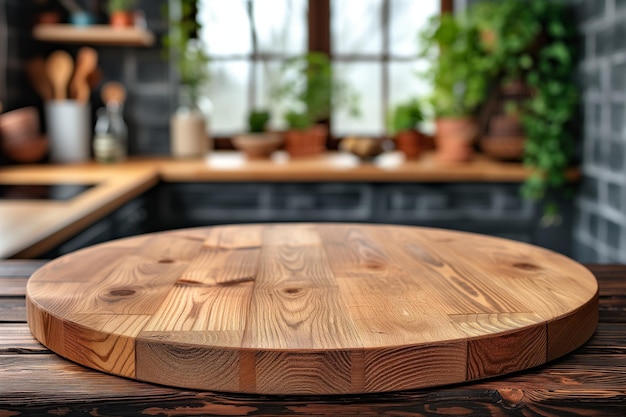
69,47,98,103
46,50,74,100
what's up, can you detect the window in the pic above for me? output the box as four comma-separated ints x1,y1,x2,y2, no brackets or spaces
197,0,441,138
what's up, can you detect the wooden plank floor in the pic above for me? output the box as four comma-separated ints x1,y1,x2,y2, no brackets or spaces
1,260,625,416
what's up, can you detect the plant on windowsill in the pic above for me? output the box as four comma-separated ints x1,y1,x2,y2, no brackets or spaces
388,98,426,160
468,0,578,219
232,109,284,160
163,0,212,158
419,13,488,163
271,52,360,158
106,0,137,27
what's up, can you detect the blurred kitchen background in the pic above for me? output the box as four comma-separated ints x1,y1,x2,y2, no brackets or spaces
0,0,623,262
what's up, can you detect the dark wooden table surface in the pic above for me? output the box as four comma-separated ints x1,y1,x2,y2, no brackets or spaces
1,260,625,416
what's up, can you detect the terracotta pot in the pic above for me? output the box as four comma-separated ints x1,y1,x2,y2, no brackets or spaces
284,125,327,158
109,11,133,28
489,114,524,136
480,135,525,161
435,117,477,163
500,79,532,97
36,11,62,25
394,130,421,160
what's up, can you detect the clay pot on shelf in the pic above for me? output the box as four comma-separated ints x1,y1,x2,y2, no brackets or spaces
109,11,134,28
394,130,422,160
478,79,532,161
284,125,327,158
480,114,525,161
435,117,477,163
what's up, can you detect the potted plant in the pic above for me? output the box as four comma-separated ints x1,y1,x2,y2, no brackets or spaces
232,109,283,159
419,13,488,163
272,52,360,158
106,0,136,27
163,0,212,158
388,99,426,160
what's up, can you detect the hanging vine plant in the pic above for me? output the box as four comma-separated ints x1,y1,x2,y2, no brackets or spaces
468,0,579,218
518,2,578,208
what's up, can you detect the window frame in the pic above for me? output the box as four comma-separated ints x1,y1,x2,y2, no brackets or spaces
200,0,448,147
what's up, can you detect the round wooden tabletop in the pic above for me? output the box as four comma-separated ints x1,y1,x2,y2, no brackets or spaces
26,224,598,395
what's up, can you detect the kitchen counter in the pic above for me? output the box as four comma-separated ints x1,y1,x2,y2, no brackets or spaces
0,153,575,259
1,260,624,415
0,163,159,259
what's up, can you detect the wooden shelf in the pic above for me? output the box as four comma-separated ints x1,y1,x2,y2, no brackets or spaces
32,24,155,47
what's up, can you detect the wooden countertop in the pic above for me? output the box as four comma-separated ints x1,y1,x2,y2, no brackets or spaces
0,163,159,259
156,152,541,182
2,261,624,415
0,153,575,259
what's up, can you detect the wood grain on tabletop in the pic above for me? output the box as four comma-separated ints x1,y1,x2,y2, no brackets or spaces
25,224,599,395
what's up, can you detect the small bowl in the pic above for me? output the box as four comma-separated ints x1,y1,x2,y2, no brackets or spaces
0,107,40,143
232,133,284,160
339,136,387,160
2,134,48,163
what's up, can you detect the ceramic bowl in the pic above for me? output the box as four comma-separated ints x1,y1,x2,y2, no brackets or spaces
339,136,387,160
2,134,48,163
232,133,284,159
0,107,48,163
0,107,40,143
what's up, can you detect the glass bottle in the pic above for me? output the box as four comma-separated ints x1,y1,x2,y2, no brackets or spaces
93,108,118,163
106,101,128,161
93,102,127,164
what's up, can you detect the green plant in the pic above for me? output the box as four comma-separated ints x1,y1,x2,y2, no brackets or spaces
248,110,271,133
468,0,578,212
503,100,520,116
388,99,425,135
419,13,489,118
284,111,310,130
272,52,360,130
469,0,539,83
162,0,210,104
106,0,136,13
520,2,578,207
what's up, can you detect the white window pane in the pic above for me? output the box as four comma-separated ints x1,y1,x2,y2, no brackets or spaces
254,0,308,54
389,61,434,133
198,0,251,56
390,0,439,56
389,61,431,106
331,0,382,55
206,61,250,135
255,60,292,130
332,63,382,137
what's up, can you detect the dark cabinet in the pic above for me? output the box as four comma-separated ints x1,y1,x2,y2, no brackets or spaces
43,195,149,258
156,182,572,255
41,181,572,258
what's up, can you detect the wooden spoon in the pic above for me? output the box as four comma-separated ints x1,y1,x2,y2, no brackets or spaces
46,50,74,101
101,82,126,106
26,56,53,101
69,47,98,103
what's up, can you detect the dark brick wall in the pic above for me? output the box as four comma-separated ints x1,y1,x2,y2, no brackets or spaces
572,0,626,263
1,0,172,157
2,0,37,112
